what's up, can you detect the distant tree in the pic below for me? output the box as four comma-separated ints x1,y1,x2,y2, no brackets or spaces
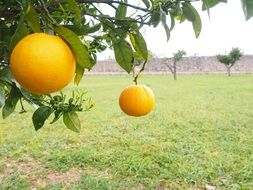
165,50,186,80
217,48,243,77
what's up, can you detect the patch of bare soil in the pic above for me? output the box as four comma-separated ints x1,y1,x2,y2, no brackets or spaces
40,167,82,186
0,158,42,179
155,180,167,190
0,158,113,188
0,158,82,188
129,184,145,190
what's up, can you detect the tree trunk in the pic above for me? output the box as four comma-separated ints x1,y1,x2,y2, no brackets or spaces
226,66,231,77
173,61,177,80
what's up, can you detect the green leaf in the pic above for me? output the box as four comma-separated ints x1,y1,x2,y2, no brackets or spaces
54,26,92,69
183,3,202,38
67,0,82,25
182,3,195,22
116,1,127,19
87,23,102,34
50,110,63,124
0,27,15,45
74,64,85,85
241,0,253,20
130,31,148,60
202,0,224,10
169,11,176,31
113,39,134,73
25,3,40,33
63,111,81,133
2,85,21,119
9,14,29,51
179,15,186,23
0,90,4,108
159,4,170,41
0,66,13,84
32,106,53,131
141,0,150,8
64,23,101,36
133,51,144,64
192,10,202,38
149,11,160,27
202,0,227,19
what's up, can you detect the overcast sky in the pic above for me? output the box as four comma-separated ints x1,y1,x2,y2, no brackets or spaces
97,0,253,59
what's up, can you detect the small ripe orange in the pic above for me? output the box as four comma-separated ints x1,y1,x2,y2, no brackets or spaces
175,15,182,20
119,85,155,116
10,33,76,94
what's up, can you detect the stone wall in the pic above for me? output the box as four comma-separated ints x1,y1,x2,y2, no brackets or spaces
89,55,253,74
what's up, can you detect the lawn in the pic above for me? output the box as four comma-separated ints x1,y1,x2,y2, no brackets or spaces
0,74,252,190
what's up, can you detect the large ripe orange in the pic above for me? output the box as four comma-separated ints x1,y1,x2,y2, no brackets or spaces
119,85,155,116
10,33,76,94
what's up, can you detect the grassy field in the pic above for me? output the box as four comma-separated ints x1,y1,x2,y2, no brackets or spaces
0,74,252,190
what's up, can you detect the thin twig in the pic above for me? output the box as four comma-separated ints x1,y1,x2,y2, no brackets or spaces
133,59,147,85
50,0,149,12
39,0,58,25
90,3,104,15
0,0,206,19
19,98,27,113
85,12,150,25
108,2,117,10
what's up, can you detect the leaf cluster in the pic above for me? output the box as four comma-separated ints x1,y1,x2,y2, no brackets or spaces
32,92,94,132
217,47,243,67
173,50,186,62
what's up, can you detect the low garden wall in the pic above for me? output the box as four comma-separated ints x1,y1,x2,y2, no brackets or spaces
88,55,253,74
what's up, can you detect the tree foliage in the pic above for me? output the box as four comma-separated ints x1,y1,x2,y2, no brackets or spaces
173,50,187,63
0,0,252,131
216,47,243,76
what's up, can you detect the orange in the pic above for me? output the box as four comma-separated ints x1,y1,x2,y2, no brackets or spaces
119,85,155,117
175,15,182,20
10,33,76,94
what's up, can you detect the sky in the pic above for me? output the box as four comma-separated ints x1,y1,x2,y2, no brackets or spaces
97,0,253,60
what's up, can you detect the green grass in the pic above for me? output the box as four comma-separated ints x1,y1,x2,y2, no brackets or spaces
0,74,253,189
0,172,30,190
